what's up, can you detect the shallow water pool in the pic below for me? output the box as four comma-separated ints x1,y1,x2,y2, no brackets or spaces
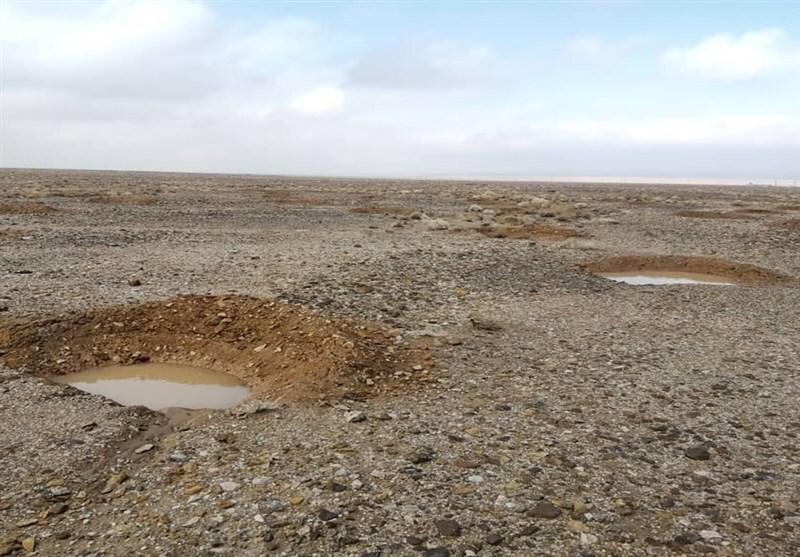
52,363,250,410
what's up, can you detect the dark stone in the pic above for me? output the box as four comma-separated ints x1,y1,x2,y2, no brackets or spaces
422,548,451,557
528,501,562,519
409,447,435,464
485,533,504,545
318,508,339,522
685,445,711,461
494,404,512,411
434,518,462,537
519,524,540,536
49,503,69,515
674,533,700,545
406,536,425,546
328,481,347,493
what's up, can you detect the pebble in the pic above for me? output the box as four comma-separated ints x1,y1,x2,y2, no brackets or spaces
434,518,462,537
134,443,154,454
409,447,435,464
529,501,562,519
318,508,338,521
699,530,722,540
220,481,240,492
345,411,367,423
485,533,504,545
685,445,711,461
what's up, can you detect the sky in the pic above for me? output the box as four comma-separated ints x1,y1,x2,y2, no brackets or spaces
1,0,799,181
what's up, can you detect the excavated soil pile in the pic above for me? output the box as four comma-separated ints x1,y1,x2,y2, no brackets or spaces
768,218,800,230
0,294,415,403
263,189,326,206
0,202,59,215
468,222,586,240
350,206,418,216
674,208,782,219
582,255,795,286
87,195,158,205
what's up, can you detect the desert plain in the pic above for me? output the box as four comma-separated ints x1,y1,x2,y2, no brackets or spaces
0,168,798,556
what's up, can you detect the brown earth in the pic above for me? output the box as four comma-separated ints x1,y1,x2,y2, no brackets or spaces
673,210,754,219
87,195,159,205
350,206,419,217
0,294,421,403
464,222,586,240
263,189,327,206
767,218,800,230
0,202,59,215
581,255,796,286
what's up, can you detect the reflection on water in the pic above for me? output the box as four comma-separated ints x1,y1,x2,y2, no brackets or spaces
598,271,737,286
52,363,250,410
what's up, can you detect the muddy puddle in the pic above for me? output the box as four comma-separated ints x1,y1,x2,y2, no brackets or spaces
51,363,250,410
597,270,737,286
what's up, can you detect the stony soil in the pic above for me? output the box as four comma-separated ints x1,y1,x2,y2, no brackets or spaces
1,169,799,557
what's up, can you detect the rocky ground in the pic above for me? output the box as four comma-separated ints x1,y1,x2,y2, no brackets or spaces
0,168,798,556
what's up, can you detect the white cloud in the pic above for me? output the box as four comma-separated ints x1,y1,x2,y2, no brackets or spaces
347,39,495,89
1,0,217,99
663,28,800,79
0,2,797,179
548,115,798,146
567,36,641,60
289,85,345,115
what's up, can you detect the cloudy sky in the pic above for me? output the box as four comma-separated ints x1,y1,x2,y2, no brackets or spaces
1,0,799,180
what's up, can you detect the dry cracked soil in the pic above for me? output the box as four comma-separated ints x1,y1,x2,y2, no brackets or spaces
0,169,798,557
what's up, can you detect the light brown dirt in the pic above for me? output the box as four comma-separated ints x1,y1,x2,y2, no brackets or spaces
0,202,59,215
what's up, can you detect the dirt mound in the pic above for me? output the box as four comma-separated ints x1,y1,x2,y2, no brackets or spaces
350,206,417,216
582,255,795,286
463,222,586,240
88,195,158,205
673,210,753,219
767,218,800,231
0,295,418,403
0,202,59,215
263,190,326,206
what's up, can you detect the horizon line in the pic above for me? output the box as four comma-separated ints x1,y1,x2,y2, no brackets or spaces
1,166,798,187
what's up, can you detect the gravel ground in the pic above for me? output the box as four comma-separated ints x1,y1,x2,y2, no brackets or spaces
1,169,798,556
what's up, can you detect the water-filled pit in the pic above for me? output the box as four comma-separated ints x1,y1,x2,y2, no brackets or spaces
52,363,250,411
597,270,736,286
582,255,794,288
